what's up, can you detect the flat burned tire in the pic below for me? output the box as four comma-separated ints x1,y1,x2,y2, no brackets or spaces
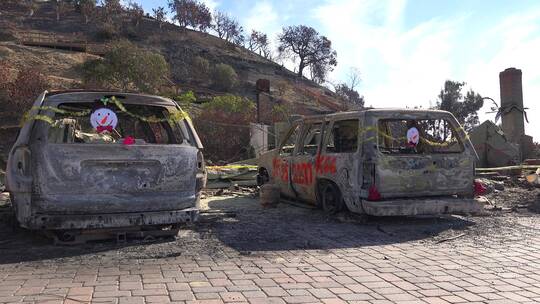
257,168,270,186
318,182,344,214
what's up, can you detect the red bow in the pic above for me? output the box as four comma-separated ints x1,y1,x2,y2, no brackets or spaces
96,125,113,133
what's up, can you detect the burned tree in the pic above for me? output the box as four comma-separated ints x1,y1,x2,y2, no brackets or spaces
127,1,144,27
213,11,244,45
168,0,212,32
335,84,364,108
152,6,166,29
101,0,123,22
334,68,364,107
435,80,484,132
247,30,271,59
278,25,337,80
53,0,70,21
23,0,38,17
78,0,97,24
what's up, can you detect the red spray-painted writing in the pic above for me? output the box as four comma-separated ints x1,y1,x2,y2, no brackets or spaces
292,162,313,185
315,154,337,174
273,155,337,186
272,157,289,182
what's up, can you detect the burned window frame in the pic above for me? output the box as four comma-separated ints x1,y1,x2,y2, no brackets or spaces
41,102,193,146
296,121,324,156
323,119,360,154
278,123,301,157
376,118,465,155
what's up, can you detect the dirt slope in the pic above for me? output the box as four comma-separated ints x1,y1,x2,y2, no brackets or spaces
0,2,345,113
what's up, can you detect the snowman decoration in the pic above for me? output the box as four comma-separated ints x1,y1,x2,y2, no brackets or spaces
407,127,420,147
90,108,118,134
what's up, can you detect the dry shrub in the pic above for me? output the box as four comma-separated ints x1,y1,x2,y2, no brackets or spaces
191,56,210,84
212,63,237,92
0,61,48,115
194,95,255,163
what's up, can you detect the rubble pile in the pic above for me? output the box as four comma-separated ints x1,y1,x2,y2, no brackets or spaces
0,168,4,193
206,164,258,189
477,170,540,213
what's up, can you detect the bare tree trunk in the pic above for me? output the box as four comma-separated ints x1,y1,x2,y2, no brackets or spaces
298,59,305,77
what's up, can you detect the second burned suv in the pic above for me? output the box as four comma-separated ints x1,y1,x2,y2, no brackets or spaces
258,109,483,216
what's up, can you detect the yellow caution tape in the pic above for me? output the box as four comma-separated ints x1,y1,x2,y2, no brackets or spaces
207,165,258,171
21,96,192,126
475,165,540,171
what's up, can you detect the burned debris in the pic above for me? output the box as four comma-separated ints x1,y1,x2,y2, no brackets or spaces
470,68,535,168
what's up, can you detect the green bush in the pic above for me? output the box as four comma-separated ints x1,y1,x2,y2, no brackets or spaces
0,30,15,42
212,63,238,92
173,91,197,108
94,22,119,41
195,95,255,162
202,94,254,113
191,56,210,83
80,41,170,93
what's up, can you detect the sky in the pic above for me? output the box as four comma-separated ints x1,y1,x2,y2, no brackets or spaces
136,0,540,140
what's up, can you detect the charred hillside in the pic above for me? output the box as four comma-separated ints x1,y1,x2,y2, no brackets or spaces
0,1,346,114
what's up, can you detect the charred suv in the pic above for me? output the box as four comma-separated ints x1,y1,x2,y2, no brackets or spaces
258,109,483,216
6,91,206,231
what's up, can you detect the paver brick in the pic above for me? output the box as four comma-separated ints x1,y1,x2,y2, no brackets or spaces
93,290,132,298
195,292,221,300
145,295,171,303
220,291,247,302
2,197,540,304
119,282,143,291
119,296,145,304
169,291,195,301
132,288,168,296
282,295,317,303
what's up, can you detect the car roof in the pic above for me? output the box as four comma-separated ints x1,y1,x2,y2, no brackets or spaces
300,108,454,123
44,90,177,107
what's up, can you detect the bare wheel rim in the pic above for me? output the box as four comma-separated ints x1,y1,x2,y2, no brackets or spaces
322,183,340,214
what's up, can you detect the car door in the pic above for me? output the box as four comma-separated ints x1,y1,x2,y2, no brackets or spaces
319,118,361,190
272,122,301,198
6,91,47,225
290,120,324,204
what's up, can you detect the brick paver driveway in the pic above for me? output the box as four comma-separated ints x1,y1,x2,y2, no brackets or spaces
0,194,540,304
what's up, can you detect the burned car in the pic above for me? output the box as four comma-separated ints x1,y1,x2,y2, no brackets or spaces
6,91,205,234
258,109,483,216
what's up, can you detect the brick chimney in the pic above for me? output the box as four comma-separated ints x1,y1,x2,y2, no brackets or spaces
499,67,525,143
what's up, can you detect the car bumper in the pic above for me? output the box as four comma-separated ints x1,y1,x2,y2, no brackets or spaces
362,197,483,216
26,208,199,230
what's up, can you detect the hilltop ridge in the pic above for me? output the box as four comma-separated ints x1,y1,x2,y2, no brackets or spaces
0,1,346,114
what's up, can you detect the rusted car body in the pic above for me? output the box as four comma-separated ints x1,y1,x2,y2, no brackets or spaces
258,109,483,216
6,91,205,231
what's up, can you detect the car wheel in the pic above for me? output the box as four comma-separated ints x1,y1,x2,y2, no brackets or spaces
257,168,270,185
319,182,343,214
